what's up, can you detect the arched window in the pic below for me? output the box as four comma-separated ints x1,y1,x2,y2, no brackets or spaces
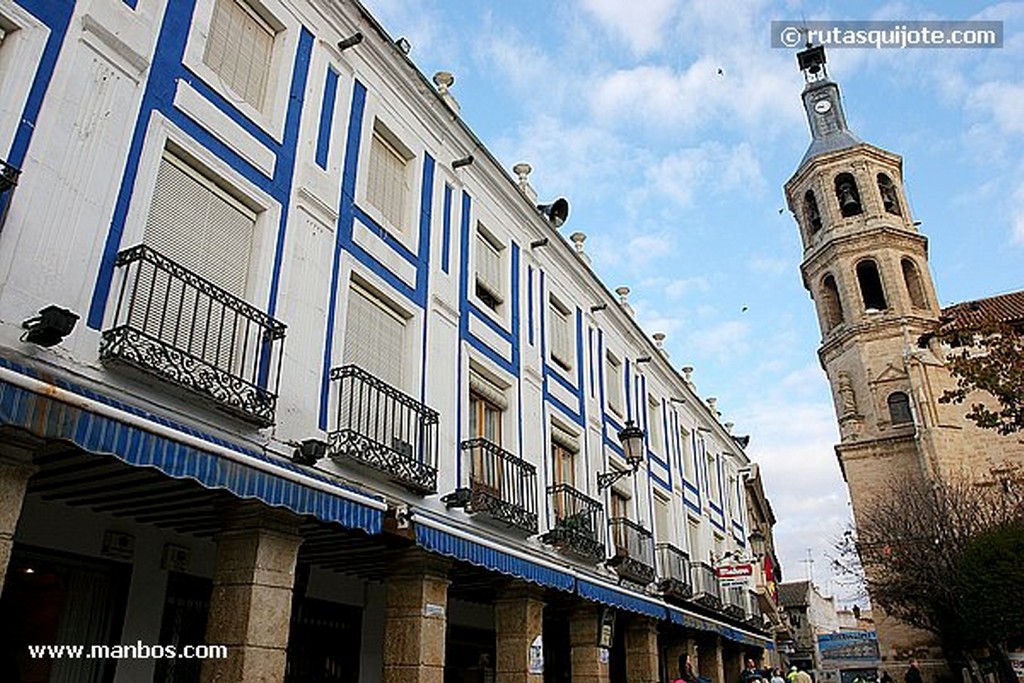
887,392,913,425
901,258,926,309
877,173,901,216
804,189,822,233
856,260,888,311
834,173,863,217
821,274,844,330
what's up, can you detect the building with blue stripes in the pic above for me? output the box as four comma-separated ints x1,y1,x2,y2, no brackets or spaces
0,1,785,681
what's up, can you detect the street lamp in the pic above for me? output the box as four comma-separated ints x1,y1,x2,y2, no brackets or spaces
748,528,766,559
597,420,645,490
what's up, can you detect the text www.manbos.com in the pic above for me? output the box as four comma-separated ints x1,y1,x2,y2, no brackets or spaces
28,642,228,660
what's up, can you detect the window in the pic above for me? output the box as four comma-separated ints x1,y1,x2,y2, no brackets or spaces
469,393,502,445
367,121,413,232
605,352,623,416
706,453,720,500
877,173,901,216
902,258,927,309
610,490,630,551
687,519,701,559
648,397,664,455
654,494,671,543
549,296,574,370
343,282,407,390
726,474,738,517
204,0,275,111
834,172,862,217
475,224,504,311
820,274,844,330
679,427,694,482
888,392,913,425
804,189,822,233
144,151,255,296
856,259,888,311
551,425,578,519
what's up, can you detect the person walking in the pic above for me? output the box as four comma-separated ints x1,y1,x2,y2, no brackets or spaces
673,653,698,683
905,660,923,683
771,668,786,683
794,666,813,683
741,659,762,683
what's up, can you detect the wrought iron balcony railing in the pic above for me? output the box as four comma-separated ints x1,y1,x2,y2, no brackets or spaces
607,518,656,586
691,562,722,610
0,158,21,192
723,584,747,620
443,438,538,535
327,364,439,494
656,543,693,602
100,245,285,426
541,484,605,561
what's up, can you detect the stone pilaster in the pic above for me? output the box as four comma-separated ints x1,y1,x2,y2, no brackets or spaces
698,634,725,683
200,503,302,683
495,585,545,683
382,550,451,683
625,616,660,683
0,439,39,593
569,604,610,683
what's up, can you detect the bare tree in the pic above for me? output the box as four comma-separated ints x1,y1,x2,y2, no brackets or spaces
832,473,1023,683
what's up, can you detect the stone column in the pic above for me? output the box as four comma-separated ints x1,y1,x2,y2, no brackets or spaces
200,503,302,683
382,549,451,683
569,604,610,683
698,634,725,683
0,439,39,593
625,616,660,683
495,585,545,683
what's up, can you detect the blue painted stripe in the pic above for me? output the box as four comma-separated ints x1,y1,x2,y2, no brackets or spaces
651,470,670,490
352,205,419,265
526,266,534,346
546,394,584,428
441,183,452,274
416,523,574,592
577,579,667,619
315,67,339,169
0,366,382,534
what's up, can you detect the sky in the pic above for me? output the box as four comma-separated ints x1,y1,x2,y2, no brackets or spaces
358,0,1024,605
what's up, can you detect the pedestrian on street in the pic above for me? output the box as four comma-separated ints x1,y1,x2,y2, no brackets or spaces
771,668,787,683
905,660,923,683
674,653,698,683
794,666,813,683
742,659,762,683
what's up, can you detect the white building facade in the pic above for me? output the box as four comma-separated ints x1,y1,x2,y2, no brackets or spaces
0,1,774,681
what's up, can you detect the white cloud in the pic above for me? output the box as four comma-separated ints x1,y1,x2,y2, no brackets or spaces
645,142,765,207
748,254,791,277
665,276,711,299
578,0,680,55
969,82,1024,136
1012,181,1024,245
685,320,750,359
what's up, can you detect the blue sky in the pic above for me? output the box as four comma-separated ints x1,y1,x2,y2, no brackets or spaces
360,0,1024,603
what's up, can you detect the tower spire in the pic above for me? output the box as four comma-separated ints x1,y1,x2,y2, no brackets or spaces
795,44,861,168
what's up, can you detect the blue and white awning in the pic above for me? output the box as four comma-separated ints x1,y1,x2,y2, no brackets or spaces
0,361,383,534
577,578,669,619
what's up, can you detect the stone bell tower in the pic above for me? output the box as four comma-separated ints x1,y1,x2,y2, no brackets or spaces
783,44,946,674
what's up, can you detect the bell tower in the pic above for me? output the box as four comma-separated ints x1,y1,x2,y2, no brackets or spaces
785,44,947,676
785,45,941,458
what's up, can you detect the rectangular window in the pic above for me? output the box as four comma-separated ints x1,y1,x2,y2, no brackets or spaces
367,122,412,232
343,283,406,390
551,438,576,520
549,296,574,371
707,453,720,500
679,427,694,482
145,151,255,296
610,490,630,551
648,397,664,455
204,0,275,111
605,352,623,416
469,393,502,493
475,225,504,311
726,474,738,517
687,519,701,559
654,494,671,544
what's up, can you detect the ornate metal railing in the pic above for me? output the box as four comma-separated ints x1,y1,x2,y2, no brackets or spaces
607,518,656,586
444,438,538,535
0,158,21,192
327,364,439,493
100,244,285,426
723,584,747,620
691,562,722,610
541,484,605,561
656,543,693,601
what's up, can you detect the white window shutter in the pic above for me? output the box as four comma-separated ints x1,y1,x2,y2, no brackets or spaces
343,284,406,389
475,232,503,303
367,131,408,231
204,0,274,111
550,302,573,368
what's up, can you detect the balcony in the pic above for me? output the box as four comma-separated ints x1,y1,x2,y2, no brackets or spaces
0,158,21,192
691,562,722,610
607,518,656,587
327,364,439,494
723,584,747,620
655,544,693,603
443,438,538,535
100,245,285,426
541,484,605,562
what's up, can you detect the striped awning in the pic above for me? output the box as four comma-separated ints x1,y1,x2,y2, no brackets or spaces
415,521,575,591
576,578,669,620
668,606,774,649
0,364,383,535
